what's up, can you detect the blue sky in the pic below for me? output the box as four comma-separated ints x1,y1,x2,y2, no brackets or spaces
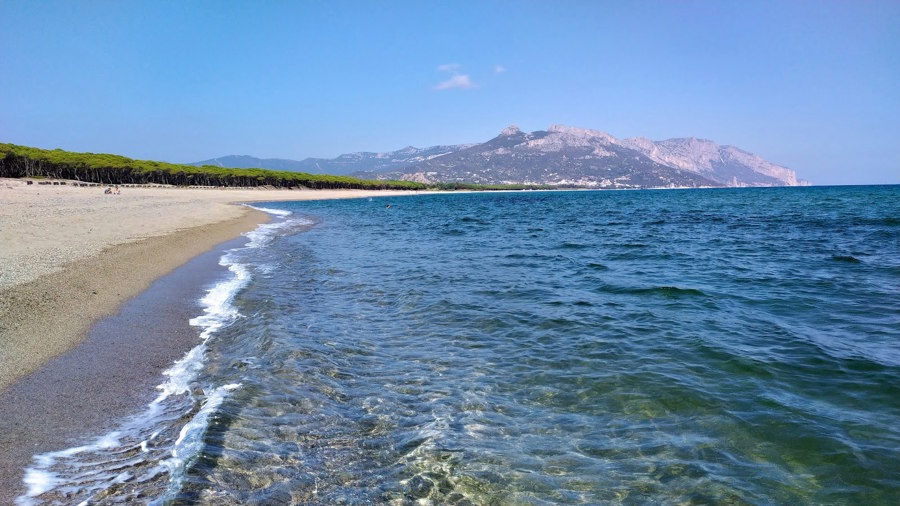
2,1,897,185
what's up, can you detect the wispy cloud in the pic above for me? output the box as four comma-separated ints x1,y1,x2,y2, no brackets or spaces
435,73,476,90
434,63,477,90
494,64,507,74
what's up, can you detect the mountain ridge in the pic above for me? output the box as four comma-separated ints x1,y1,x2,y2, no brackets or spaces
190,144,472,176
191,125,808,188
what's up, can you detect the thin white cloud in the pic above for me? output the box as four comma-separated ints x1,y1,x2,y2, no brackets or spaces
434,73,476,90
433,63,477,90
494,64,507,74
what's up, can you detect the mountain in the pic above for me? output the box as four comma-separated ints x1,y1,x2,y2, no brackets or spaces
189,155,309,173
191,145,471,176
191,124,807,188
373,125,807,188
620,136,804,187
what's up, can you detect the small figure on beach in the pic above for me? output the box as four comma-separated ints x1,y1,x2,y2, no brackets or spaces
104,186,112,194
114,185,121,195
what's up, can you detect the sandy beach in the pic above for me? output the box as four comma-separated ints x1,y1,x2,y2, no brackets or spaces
0,178,415,502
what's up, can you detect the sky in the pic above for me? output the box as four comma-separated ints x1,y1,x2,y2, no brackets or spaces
1,0,897,185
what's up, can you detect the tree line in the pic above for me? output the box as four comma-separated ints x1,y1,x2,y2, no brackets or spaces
0,143,427,190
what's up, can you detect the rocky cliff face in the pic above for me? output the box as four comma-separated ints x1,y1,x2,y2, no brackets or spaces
620,136,804,187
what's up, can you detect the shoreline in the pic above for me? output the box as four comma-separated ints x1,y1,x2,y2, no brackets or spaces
0,179,419,503
0,238,244,502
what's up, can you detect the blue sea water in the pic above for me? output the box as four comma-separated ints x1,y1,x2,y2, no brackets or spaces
19,186,900,505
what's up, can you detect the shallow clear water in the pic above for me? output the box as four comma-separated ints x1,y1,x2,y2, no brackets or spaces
21,186,900,504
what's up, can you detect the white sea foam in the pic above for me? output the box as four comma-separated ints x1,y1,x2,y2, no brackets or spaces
16,206,296,505
155,382,242,502
17,432,125,506
247,204,293,217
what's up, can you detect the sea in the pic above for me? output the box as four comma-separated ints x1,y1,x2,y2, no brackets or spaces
17,185,900,505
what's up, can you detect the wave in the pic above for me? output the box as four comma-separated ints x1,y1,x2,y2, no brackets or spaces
558,241,591,250
599,284,709,299
246,204,292,218
16,206,297,505
831,254,862,264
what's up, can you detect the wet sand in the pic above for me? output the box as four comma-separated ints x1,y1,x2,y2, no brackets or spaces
0,241,239,502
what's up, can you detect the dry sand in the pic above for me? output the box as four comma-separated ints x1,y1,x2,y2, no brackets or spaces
0,178,415,391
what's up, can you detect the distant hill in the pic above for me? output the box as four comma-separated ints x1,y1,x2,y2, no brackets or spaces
189,155,310,173
192,124,807,188
190,145,472,176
